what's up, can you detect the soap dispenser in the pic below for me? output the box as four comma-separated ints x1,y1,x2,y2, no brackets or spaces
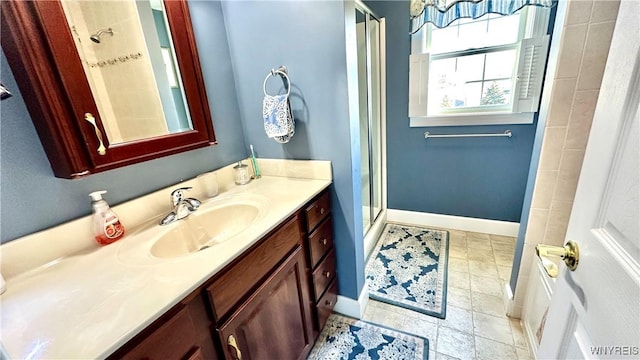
89,190,125,245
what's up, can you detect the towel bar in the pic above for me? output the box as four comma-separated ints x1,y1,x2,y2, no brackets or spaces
424,130,512,139
263,66,290,96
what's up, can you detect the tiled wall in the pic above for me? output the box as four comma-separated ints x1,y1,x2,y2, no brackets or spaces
64,0,168,143
514,0,620,312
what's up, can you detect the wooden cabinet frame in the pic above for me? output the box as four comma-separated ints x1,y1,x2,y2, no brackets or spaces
1,0,216,179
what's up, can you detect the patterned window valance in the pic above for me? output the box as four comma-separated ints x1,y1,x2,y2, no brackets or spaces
410,0,554,33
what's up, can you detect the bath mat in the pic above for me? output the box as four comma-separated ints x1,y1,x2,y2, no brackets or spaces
366,223,449,319
307,314,429,360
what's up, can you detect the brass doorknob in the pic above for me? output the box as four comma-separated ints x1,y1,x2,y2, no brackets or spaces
535,240,579,278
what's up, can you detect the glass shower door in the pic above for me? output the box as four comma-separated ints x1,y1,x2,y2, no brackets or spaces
356,7,383,237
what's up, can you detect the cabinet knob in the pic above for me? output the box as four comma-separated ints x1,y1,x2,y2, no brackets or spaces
323,271,331,278
227,334,242,359
325,300,332,307
320,238,328,246
320,207,325,215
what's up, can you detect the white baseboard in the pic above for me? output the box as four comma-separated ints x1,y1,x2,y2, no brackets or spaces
386,209,520,237
333,286,369,319
504,282,522,318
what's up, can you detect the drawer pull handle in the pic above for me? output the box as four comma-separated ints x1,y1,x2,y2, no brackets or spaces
84,113,107,155
320,238,328,246
228,334,242,359
325,300,333,307
323,271,331,278
320,207,325,215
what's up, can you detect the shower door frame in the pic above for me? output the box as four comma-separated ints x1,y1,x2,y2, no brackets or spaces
356,0,386,243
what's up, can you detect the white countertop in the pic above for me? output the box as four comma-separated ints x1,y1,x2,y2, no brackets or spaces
0,161,331,359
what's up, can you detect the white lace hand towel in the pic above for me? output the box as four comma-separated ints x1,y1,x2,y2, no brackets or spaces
263,94,294,143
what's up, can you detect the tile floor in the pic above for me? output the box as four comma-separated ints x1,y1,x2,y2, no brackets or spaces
361,229,532,360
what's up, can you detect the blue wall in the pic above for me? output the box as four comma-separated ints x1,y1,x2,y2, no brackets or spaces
366,1,536,222
510,116,546,290
1,0,365,301
1,0,541,303
221,0,363,300
0,1,247,243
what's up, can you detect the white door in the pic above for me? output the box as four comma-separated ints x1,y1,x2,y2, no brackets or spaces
537,0,640,358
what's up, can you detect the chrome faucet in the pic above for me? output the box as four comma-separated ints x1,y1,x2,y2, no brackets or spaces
160,187,202,225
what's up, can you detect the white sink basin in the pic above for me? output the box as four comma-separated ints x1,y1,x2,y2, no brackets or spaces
117,194,267,264
150,203,259,258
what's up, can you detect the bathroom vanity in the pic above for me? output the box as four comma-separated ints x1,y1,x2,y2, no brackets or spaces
110,191,335,360
0,160,337,359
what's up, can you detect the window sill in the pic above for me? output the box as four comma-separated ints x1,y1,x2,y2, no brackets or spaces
409,112,534,127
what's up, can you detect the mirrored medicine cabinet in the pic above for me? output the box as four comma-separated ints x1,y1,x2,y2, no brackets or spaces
1,0,216,179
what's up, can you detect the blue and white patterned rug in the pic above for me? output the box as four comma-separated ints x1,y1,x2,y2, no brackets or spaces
366,223,449,319
307,314,429,360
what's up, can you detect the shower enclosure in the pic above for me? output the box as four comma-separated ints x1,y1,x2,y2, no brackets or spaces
355,2,384,240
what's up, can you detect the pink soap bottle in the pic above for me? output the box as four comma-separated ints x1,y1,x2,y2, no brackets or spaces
89,190,125,245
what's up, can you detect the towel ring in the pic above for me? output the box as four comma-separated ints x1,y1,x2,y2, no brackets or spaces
263,70,291,97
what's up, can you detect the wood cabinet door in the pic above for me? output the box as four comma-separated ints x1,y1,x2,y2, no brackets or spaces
218,247,313,360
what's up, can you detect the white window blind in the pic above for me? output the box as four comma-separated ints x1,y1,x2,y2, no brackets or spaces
512,35,550,113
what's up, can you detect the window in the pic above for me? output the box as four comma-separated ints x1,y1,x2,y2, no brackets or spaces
409,7,551,126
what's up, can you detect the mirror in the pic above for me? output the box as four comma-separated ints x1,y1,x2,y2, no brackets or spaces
60,0,192,144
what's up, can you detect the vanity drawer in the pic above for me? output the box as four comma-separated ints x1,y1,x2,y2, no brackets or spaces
316,278,338,331
206,215,302,320
312,249,336,301
307,217,334,268
305,191,331,232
